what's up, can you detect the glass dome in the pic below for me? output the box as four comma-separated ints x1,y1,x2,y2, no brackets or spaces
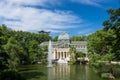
58,32,70,40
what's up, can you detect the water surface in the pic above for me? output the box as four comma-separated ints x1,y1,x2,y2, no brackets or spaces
20,64,102,80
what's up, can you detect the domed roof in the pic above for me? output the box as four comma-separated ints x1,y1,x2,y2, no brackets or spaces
58,32,70,40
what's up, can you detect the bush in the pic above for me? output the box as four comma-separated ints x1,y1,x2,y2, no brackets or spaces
101,73,111,79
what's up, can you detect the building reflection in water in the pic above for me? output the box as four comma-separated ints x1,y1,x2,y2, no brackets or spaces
47,64,70,80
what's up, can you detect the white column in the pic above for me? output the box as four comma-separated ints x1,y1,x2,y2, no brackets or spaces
54,49,56,59
53,50,55,59
57,52,58,59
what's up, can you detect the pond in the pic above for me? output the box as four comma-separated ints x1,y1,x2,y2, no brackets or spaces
19,64,102,80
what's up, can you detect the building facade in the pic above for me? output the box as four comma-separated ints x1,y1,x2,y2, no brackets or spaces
40,32,87,62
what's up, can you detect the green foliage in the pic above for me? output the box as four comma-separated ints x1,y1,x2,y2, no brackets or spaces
88,29,115,55
39,46,48,64
0,24,51,70
101,53,115,61
11,30,51,64
0,51,9,70
52,36,58,41
75,51,86,58
28,40,40,64
101,73,113,79
89,53,115,66
0,25,12,70
89,53,101,66
38,30,51,43
70,36,86,41
103,8,120,60
69,46,76,64
3,37,22,69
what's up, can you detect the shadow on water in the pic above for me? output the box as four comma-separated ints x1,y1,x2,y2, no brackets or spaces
19,64,47,80
22,71,46,79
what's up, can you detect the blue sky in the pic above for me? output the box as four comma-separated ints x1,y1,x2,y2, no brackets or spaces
0,0,119,37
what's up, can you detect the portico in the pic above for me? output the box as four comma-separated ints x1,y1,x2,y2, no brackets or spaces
53,48,70,60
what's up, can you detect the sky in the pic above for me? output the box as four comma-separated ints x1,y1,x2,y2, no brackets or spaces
0,0,120,37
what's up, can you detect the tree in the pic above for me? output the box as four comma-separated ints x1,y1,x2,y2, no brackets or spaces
70,36,86,41
52,36,58,41
103,8,120,60
38,30,51,43
28,40,39,64
0,25,12,70
89,53,101,66
88,29,115,55
75,51,86,58
3,37,23,69
38,30,50,35
0,24,52,65
12,30,51,64
101,53,115,62
39,46,48,64
69,46,76,64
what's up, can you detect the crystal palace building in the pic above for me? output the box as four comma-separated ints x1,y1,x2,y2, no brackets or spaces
40,32,87,62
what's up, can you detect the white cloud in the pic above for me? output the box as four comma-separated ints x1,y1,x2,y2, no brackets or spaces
0,0,83,33
1,0,59,7
71,0,106,7
67,0,109,7
78,28,93,35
